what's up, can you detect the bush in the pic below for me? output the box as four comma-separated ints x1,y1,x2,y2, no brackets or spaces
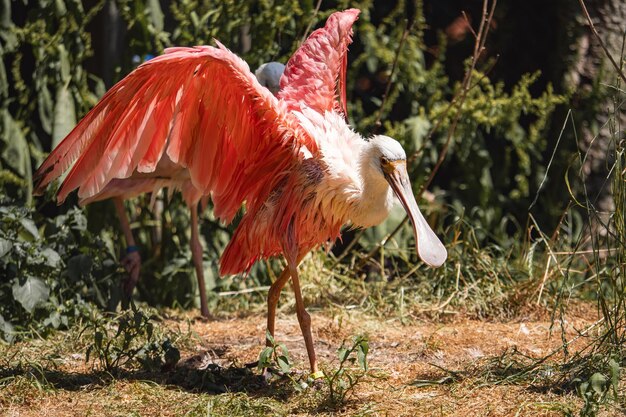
0,200,121,341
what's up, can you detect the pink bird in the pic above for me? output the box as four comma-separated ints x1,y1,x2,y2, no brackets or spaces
34,9,447,375
86,61,286,318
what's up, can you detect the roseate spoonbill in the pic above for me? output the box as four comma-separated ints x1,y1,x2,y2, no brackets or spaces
33,9,447,374
104,61,287,317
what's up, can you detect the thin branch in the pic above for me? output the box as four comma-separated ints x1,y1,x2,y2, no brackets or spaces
408,56,499,165
373,19,415,131
300,0,323,44
578,0,626,84
462,11,477,39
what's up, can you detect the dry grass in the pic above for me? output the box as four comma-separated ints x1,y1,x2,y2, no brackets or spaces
1,303,621,417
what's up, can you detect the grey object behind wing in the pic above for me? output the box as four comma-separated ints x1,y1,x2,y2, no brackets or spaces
255,62,285,95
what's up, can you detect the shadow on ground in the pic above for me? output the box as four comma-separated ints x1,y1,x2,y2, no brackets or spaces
0,350,300,400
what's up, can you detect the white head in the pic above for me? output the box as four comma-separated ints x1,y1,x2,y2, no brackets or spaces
255,62,285,95
364,135,407,171
365,135,447,267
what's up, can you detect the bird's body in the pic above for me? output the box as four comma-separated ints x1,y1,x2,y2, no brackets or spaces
34,9,446,374
223,109,382,274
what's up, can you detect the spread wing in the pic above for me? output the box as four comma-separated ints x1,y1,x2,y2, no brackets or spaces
34,42,316,222
278,9,359,118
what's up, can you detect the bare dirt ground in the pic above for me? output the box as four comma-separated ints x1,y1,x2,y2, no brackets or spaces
0,304,618,416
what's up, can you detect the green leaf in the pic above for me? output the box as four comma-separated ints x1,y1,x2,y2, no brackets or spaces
258,347,273,369
58,44,71,82
338,346,349,363
265,329,275,346
1,111,32,200
0,0,11,28
38,85,54,134
44,310,62,328
0,56,8,101
12,276,50,313
67,254,92,281
357,345,368,371
0,314,15,343
52,84,76,148
190,11,199,30
277,355,291,373
147,0,164,32
589,372,607,395
406,115,431,151
357,336,369,355
609,359,620,396
0,237,12,258
54,0,67,16
69,209,87,231
41,247,61,267
366,55,378,74
20,218,39,239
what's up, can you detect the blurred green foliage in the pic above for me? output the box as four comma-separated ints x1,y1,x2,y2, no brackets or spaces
85,302,181,373
1,0,568,330
0,201,120,341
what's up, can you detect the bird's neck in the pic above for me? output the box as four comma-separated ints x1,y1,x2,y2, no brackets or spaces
349,148,395,228
295,110,396,228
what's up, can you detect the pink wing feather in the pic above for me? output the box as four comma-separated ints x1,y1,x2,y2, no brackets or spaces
278,9,359,117
34,42,316,224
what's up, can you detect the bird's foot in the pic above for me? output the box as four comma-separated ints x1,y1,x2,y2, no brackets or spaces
259,367,324,389
121,249,141,296
310,370,325,380
194,311,211,321
291,370,325,391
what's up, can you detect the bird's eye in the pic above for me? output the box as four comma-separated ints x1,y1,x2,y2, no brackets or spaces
380,156,395,175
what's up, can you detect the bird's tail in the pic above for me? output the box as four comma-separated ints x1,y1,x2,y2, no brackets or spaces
219,214,281,277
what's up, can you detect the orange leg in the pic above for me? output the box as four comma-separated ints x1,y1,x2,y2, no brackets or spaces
266,266,291,346
285,256,318,374
113,198,141,297
190,203,210,318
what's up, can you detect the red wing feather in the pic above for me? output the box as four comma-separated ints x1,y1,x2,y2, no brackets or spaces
278,9,359,118
34,43,316,223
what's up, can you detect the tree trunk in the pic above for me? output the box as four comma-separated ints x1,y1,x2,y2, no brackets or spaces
568,0,626,234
